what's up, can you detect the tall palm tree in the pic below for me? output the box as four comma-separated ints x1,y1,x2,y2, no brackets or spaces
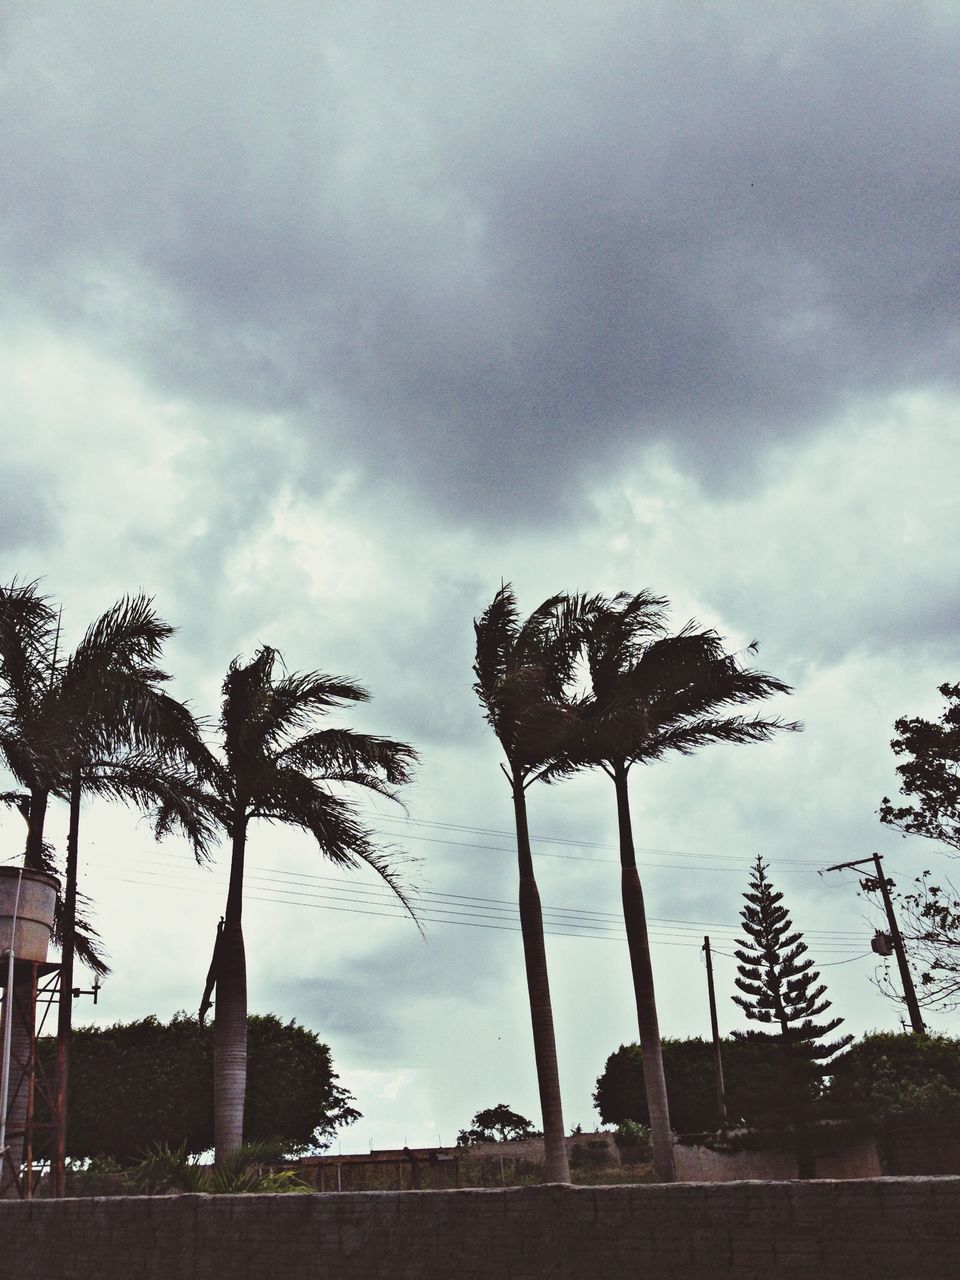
552,592,799,1182
0,581,208,1195
473,585,593,1184
176,647,418,1163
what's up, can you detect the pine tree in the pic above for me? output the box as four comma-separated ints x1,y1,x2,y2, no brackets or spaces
733,855,851,1059
731,856,852,1173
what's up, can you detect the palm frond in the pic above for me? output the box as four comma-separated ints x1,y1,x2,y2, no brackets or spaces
265,670,369,738
51,890,111,977
248,768,422,932
472,583,520,722
276,728,418,789
77,751,223,861
630,713,802,763
473,586,586,770
572,602,798,769
65,593,173,683
0,579,59,715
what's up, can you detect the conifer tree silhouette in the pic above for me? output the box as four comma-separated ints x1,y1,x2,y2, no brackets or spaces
732,856,852,1174
733,855,852,1059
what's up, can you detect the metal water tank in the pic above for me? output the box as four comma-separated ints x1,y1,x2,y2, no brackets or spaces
0,867,60,962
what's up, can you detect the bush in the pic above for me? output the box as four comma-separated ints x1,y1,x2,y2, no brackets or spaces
825,1032,960,1130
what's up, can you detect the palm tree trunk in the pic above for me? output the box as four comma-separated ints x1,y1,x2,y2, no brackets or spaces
24,791,49,871
53,764,81,1196
613,761,676,1183
214,819,248,1164
511,771,570,1183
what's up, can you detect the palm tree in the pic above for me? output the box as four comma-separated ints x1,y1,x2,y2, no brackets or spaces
175,647,417,1163
473,585,592,1184
0,581,208,1195
553,592,799,1182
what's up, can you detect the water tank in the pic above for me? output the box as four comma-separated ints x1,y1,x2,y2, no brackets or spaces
0,867,60,963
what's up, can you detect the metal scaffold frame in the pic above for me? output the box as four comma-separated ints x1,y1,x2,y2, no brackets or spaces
0,960,61,1199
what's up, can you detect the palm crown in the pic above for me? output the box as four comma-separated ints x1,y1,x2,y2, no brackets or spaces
473,586,592,776
178,646,419,912
555,592,799,776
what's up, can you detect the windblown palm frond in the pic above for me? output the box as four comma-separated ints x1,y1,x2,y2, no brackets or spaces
0,580,59,719
473,584,593,775
560,604,800,774
277,728,417,790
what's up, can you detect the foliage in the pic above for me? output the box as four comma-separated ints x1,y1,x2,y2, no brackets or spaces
865,870,960,1010
179,644,417,1160
0,580,208,972
473,586,588,777
880,683,960,854
594,1038,809,1133
612,1120,652,1158
472,585,586,1183
129,1139,311,1194
547,592,798,781
730,857,851,1141
540,590,796,1183
825,1032,960,1130
733,856,851,1056
37,1013,359,1162
456,1103,538,1145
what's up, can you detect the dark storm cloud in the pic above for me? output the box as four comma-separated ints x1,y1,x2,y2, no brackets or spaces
4,2,960,519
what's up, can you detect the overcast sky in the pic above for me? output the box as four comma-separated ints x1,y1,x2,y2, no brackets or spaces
2,1,959,1153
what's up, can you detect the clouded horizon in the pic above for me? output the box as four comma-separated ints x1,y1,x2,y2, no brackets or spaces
2,1,959,1151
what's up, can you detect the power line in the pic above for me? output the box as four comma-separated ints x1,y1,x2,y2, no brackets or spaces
370,814,829,873
136,846,869,943
116,857,870,954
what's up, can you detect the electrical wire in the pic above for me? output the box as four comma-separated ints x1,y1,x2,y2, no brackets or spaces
133,845,870,945
114,854,872,954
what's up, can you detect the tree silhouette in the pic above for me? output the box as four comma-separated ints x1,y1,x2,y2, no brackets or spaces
0,581,205,1194
175,646,417,1163
473,585,593,1183
547,591,797,1180
732,856,852,1172
733,856,850,1052
880,682,960,855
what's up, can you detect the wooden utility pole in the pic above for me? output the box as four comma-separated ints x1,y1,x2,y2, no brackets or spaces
702,936,727,1129
822,853,925,1035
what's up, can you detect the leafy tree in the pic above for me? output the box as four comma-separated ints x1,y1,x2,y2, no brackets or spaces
473,586,591,1183
547,592,797,1180
880,683,960,854
36,1014,359,1162
175,646,417,1163
594,1038,795,1133
456,1104,537,1145
825,1032,960,1130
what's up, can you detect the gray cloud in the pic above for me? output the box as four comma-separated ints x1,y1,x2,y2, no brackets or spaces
4,3,960,523
0,463,56,552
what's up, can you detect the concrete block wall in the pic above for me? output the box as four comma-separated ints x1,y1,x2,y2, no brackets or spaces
3,1178,959,1279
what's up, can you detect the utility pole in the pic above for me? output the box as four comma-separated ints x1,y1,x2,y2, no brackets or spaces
702,936,727,1129
822,853,926,1035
